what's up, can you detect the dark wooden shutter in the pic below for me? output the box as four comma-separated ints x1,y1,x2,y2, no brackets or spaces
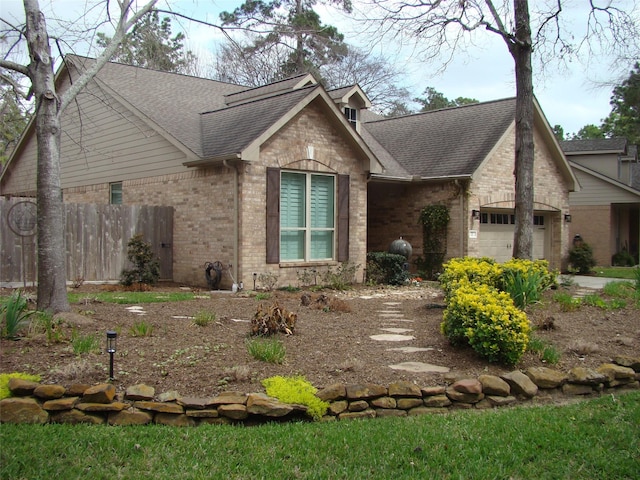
337,174,350,261
266,168,280,264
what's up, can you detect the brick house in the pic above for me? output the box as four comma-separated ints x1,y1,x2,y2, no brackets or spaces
0,56,576,287
560,138,640,266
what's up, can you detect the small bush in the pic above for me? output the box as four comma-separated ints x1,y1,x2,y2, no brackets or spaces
568,242,596,274
612,249,636,267
251,302,296,336
120,234,160,288
441,280,530,365
0,372,41,400
1,290,36,339
365,252,409,286
245,337,286,364
257,273,279,291
261,375,329,420
321,262,359,290
501,269,544,310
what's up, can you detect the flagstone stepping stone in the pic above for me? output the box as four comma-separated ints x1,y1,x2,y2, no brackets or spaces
380,319,414,323
383,302,401,306
386,346,435,353
377,313,405,317
380,328,414,334
388,362,450,373
125,306,147,315
369,334,415,341
171,315,194,320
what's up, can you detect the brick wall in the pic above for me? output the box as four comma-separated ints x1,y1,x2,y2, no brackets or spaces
569,205,612,266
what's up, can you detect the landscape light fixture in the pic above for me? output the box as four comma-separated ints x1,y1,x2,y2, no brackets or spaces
106,331,117,380
253,272,257,290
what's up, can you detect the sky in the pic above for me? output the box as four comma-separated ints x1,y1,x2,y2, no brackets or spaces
1,0,637,135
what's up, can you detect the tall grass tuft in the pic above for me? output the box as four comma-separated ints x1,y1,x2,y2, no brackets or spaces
245,337,286,364
70,329,101,355
192,310,216,327
129,320,153,337
1,290,36,339
501,269,544,310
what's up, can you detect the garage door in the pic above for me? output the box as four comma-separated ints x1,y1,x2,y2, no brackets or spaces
478,212,548,263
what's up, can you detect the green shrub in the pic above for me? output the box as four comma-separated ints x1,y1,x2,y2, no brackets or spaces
568,242,596,274
261,375,329,420
365,252,409,286
245,337,286,364
1,290,36,339
612,249,636,267
120,234,160,287
501,259,557,291
441,280,530,365
0,372,41,400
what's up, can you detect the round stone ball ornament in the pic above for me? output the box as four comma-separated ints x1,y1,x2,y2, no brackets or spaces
388,237,412,259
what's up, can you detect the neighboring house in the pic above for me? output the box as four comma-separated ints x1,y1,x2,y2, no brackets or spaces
560,138,640,266
0,55,576,287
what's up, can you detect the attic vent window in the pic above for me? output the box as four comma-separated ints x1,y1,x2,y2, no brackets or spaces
344,107,357,127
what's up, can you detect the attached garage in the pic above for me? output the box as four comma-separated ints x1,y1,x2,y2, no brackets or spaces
478,210,550,263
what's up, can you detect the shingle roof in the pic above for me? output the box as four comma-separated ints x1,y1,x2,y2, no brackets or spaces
72,57,247,157
200,85,319,158
224,73,315,106
363,98,516,179
560,137,628,154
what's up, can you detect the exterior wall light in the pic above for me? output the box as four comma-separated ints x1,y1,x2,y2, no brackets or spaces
471,209,480,220
564,214,572,223
106,331,117,380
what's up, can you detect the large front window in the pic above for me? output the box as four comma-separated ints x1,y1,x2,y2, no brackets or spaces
280,172,335,261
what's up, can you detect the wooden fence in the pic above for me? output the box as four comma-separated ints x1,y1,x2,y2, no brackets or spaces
1,197,173,286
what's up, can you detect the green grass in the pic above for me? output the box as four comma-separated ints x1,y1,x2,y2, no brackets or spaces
67,291,195,304
129,320,153,337
1,392,638,479
245,337,286,364
192,310,216,327
593,266,638,279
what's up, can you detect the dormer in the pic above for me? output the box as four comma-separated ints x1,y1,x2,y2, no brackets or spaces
329,85,372,133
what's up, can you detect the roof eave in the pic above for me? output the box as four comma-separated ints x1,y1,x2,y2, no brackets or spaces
183,154,243,168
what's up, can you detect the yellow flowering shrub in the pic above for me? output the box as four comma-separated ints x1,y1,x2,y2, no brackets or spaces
261,375,329,420
439,257,502,297
441,280,530,365
501,258,557,291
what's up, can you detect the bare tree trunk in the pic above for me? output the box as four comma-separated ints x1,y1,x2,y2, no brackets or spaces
510,0,534,259
24,0,70,313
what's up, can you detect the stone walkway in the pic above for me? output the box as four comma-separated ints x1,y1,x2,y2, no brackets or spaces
369,300,451,374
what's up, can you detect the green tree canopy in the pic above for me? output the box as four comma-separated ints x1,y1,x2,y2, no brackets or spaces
219,0,351,80
414,87,478,112
97,11,196,73
601,62,640,145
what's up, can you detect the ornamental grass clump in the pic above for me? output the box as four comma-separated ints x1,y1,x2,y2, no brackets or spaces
439,257,502,298
441,280,530,365
261,375,329,420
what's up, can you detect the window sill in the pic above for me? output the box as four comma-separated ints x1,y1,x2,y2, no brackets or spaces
278,261,338,269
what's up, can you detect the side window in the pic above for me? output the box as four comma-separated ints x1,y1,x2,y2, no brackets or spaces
110,182,123,205
344,107,357,127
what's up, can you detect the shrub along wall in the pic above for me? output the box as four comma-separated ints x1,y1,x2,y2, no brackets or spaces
1,357,639,426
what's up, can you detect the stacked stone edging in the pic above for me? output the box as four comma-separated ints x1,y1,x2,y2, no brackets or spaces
1,357,638,426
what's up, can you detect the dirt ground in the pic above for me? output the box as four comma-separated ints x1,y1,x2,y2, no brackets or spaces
1,282,638,398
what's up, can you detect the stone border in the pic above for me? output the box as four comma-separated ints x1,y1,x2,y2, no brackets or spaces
1,357,638,425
